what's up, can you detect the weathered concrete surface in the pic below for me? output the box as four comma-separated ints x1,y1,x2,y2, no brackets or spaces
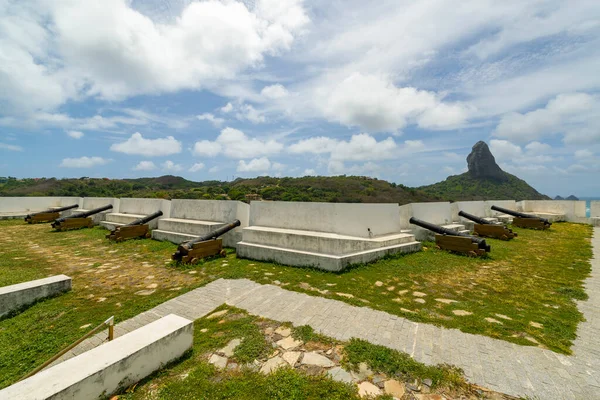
0,314,193,400
518,200,585,221
250,201,401,238
399,202,453,230
62,198,120,223
591,201,600,217
0,275,71,318
0,197,82,213
101,198,170,229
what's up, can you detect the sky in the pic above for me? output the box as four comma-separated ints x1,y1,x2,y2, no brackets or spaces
1,0,599,197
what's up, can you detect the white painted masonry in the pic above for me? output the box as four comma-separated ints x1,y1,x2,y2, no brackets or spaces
0,275,71,318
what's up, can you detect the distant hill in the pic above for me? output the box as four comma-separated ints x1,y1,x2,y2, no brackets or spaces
0,142,551,203
419,141,550,201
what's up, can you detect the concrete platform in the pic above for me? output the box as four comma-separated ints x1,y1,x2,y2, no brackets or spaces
0,275,71,318
0,314,193,400
592,217,600,227
237,240,421,272
410,223,468,241
527,212,566,222
0,212,27,220
100,212,156,230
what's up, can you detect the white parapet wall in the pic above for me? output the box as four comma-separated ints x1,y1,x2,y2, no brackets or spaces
484,200,517,217
399,202,453,230
518,200,586,222
0,314,193,400
0,197,83,218
592,201,600,217
63,197,121,223
250,201,401,238
118,198,171,216
0,275,71,318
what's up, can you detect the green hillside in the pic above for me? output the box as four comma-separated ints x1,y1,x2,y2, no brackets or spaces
418,172,550,201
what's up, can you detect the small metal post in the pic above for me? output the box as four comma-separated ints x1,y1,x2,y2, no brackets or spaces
107,316,114,341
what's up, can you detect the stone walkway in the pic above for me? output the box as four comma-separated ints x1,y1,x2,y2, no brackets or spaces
50,229,600,399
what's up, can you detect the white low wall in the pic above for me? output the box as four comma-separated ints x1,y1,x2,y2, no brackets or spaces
250,201,401,238
82,197,120,212
592,201,600,217
0,197,82,213
518,200,586,220
399,202,453,229
0,314,193,400
170,199,249,227
118,198,171,217
0,275,71,318
485,200,517,217
451,201,486,222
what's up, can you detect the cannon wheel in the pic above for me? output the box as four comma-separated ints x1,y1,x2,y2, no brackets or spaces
189,257,198,264
145,232,151,238
219,249,227,257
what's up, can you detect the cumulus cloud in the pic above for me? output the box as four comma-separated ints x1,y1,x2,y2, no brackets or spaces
524,141,551,154
489,139,522,162
110,132,182,156
133,161,156,171
235,104,266,124
220,103,234,113
237,157,272,172
162,160,183,172
328,160,381,175
319,73,470,132
189,162,205,172
193,127,283,159
60,156,111,168
67,130,84,139
0,0,308,112
197,113,224,127
575,149,594,159
494,93,597,143
0,142,23,151
303,168,316,175
261,84,289,99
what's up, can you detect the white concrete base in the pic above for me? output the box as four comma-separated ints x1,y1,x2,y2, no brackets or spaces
411,223,467,241
237,240,422,272
0,275,71,318
0,314,193,400
101,212,160,229
152,218,241,248
63,209,109,224
591,217,600,227
528,212,566,222
0,212,27,220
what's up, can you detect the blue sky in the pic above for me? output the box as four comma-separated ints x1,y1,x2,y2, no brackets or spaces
1,0,599,196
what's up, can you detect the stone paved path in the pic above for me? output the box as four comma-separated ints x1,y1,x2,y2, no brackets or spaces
50,228,600,399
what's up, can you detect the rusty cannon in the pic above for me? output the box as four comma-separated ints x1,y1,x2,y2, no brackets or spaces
490,205,551,230
25,204,79,224
106,211,163,242
51,204,113,231
458,210,517,241
409,217,490,256
172,220,241,264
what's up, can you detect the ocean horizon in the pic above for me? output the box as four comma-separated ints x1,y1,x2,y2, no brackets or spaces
580,198,600,218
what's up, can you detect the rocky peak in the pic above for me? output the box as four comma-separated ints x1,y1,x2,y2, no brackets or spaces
466,141,506,181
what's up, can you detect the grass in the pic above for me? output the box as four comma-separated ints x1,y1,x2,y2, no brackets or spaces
117,307,471,400
0,220,593,388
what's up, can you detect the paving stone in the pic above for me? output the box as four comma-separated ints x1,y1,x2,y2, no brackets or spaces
208,354,228,370
452,310,472,316
277,336,303,350
413,291,427,297
301,352,335,367
218,338,242,357
327,366,353,383
206,310,228,319
351,362,374,381
384,379,406,398
485,317,502,324
375,281,384,287
397,289,409,295
282,351,301,366
414,298,426,304
357,381,382,398
275,326,292,337
336,292,354,298
530,321,544,328
260,356,287,374
134,289,155,296
435,298,457,304
495,314,512,320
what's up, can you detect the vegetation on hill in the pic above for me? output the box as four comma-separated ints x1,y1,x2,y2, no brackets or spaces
418,172,550,201
0,175,440,204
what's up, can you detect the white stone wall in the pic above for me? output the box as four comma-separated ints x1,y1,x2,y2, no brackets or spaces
249,201,401,238
399,202,453,229
452,201,486,222
170,199,249,226
118,198,171,217
518,200,586,219
485,200,517,217
0,197,82,213
592,201,600,217
0,275,71,318
82,197,120,212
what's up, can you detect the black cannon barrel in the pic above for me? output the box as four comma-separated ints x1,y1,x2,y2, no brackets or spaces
174,220,241,258
125,210,163,227
490,205,551,225
54,204,113,224
458,210,491,225
25,204,79,220
409,217,490,251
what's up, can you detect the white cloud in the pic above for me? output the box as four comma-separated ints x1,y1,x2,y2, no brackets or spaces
208,166,220,173
328,161,381,176
489,139,522,162
60,156,111,168
193,127,283,159
494,93,597,143
67,130,84,139
236,104,266,124
189,162,205,172
197,113,224,127
524,141,551,155
261,84,289,99
111,132,182,156
237,157,271,172
162,160,183,172
575,149,593,159
319,73,469,132
303,168,316,175
133,161,156,171
272,162,285,171
0,142,23,151
220,103,234,113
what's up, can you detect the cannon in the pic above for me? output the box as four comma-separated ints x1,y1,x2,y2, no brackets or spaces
172,220,241,263
490,205,551,230
25,204,79,224
51,204,113,231
409,217,490,256
458,210,516,240
106,211,163,242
